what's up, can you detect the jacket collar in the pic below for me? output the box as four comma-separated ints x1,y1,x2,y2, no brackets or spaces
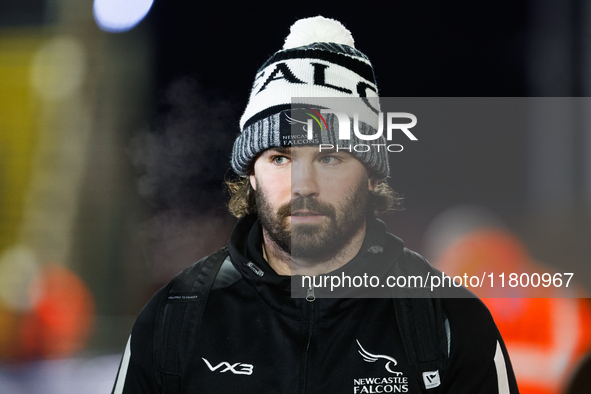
228,214,405,319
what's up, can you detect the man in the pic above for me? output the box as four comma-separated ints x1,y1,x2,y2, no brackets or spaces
113,16,519,393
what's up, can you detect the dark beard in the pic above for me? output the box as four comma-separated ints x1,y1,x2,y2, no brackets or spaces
255,177,368,262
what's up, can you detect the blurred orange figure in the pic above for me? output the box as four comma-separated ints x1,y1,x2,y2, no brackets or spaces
18,263,95,359
436,229,591,394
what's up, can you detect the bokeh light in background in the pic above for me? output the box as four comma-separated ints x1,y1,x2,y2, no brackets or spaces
30,36,86,101
93,0,154,33
0,246,40,360
0,248,94,361
20,264,95,360
0,245,40,313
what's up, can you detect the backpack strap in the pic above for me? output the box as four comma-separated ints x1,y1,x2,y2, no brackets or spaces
153,247,229,393
388,247,450,392
393,297,449,393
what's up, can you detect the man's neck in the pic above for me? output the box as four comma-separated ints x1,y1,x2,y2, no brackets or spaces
261,222,368,276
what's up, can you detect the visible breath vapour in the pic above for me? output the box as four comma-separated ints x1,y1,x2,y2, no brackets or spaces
130,77,239,282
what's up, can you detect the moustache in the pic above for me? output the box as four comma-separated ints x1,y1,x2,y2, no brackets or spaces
276,197,336,221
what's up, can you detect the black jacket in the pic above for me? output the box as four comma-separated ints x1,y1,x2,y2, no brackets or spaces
113,215,519,393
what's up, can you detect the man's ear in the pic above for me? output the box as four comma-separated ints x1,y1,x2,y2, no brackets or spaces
250,174,257,190
368,177,379,192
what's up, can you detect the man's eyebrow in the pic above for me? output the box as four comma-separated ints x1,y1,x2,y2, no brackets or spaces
267,147,291,154
317,148,353,156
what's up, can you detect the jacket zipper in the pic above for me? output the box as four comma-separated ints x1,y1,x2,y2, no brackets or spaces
302,284,315,394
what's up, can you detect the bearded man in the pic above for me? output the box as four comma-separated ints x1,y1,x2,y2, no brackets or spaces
113,16,519,394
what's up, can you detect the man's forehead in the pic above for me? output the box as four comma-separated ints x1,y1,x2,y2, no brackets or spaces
260,146,353,156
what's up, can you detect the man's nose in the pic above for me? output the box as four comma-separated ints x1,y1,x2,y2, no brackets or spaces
290,161,319,198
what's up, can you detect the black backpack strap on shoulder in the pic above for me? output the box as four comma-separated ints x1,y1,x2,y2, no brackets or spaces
153,247,229,393
393,297,449,393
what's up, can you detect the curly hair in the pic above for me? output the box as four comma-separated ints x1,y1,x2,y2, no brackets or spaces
225,176,403,219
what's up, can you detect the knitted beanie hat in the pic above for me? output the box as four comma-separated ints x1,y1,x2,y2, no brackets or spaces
231,16,389,178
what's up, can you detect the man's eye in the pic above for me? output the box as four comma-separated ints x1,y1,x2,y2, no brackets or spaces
273,156,289,165
320,156,337,164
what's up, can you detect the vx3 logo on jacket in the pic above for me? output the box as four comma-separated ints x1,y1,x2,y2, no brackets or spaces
202,357,254,375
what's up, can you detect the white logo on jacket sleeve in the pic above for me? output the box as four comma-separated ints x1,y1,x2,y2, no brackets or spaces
422,370,441,389
356,339,402,375
202,358,254,375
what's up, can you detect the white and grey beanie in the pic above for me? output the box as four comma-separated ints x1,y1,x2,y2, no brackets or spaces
231,16,389,178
